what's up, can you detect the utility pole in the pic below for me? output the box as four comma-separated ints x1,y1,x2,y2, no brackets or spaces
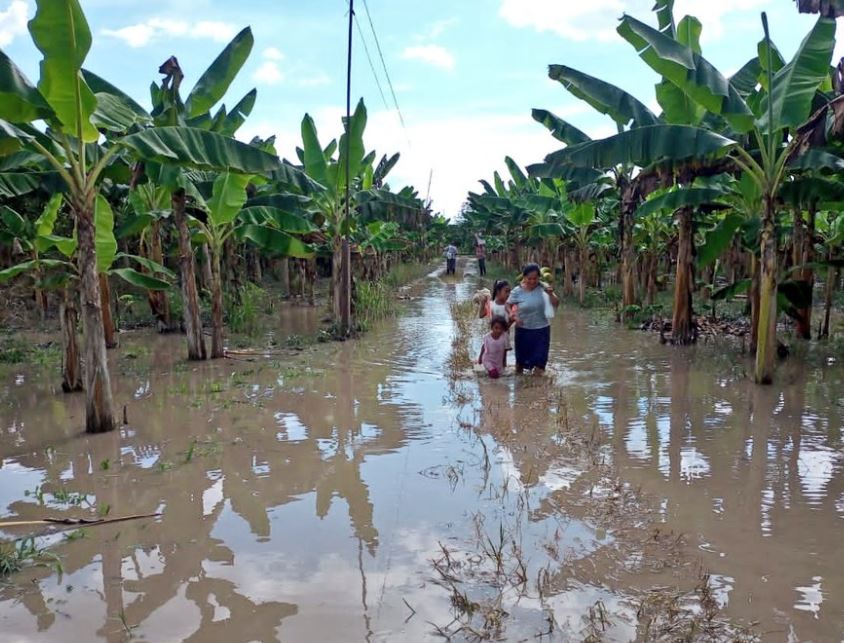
339,0,355,336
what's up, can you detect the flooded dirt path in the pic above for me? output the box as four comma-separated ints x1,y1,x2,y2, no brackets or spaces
1,260,843,641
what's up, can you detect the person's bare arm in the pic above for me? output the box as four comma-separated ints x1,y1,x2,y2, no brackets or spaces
545,286,560,307
478,344,485,365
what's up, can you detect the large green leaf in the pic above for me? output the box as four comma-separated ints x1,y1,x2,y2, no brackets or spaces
94,194,117,273
531,108,591,145
712,278,751,301
239,206,316,233
505,157,527,188
617,14,754,133
759,17,837,131
116,252,176,279
38,234,77,257
119,127,279,173
373,153,400,185
544,125,735,171
220,89,256,135
91,93,150,131
339,99,367,185
0,206,28,238
34,193,63,239
530,222,566,238
207,172,250,227
110,267,170,291
565,202,596,228
0,258,74,283
698,213,743,267
28,0,99,142
238,224,314,258
549,65,659,128
0,50,54,123
81,69,149,117
0,171,40,197
730,58,763,97
185,27,254,118
789,149,844,172
636,187,727,218
301,114,328,185
653,0,676,36
779,176,844,207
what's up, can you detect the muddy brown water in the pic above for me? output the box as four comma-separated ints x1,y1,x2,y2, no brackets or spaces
1,262,842,641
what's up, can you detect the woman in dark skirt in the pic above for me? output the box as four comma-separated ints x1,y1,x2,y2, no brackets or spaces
506,263,559,374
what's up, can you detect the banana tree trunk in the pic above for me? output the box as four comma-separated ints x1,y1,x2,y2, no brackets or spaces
210,248,225,359
173,189,206,361
60,285,83,393
755,199,778,384
578,244,587,306
333,241,343,321
621,187,637,317
99,273,118,349
147,220,172,331
821,246,836,339
646,254,657,306
750,253,760,354
671,208,695,344
279,258,290,298
563,249,574,297
75,202,116,434
793,207,815,340
33,254,48,320
200,243,213,293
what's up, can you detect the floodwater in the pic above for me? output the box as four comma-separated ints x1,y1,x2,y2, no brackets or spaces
1,261,842,641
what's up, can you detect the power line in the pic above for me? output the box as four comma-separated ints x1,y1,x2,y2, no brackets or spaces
352,11,390,111
359,0,411,145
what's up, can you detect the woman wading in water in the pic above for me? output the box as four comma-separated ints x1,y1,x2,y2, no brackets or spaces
507,263,559,374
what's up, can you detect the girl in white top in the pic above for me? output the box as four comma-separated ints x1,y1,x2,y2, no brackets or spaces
479,280,513,352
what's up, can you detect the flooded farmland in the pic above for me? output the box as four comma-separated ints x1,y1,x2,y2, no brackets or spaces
1,264,842,642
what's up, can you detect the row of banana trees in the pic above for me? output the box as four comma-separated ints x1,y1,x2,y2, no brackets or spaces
459,0,844,385
0,0,436,434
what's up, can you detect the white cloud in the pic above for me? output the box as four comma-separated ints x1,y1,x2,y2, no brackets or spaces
416,17,458,41
401,45,456,71
0,0,29,47
499,0,768,43
263,46,284,61
253,61,283,85
298,72,331,88
102,18,236,48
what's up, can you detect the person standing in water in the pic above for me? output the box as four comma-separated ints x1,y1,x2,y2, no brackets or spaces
507,264,558,374
478,316,508,378
444,242,458,276
475,235,487,276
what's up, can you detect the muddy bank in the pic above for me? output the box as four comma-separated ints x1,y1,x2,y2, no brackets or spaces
0,259,842,641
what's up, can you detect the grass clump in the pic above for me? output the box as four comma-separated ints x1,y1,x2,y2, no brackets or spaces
0,538,62,578
226,282,266,336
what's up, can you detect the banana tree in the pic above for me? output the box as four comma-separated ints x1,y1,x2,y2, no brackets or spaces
548,8,838,383
190,172,314,357
0,0,285,431
0,194,172,392
564,202,598,305
815,211,844,337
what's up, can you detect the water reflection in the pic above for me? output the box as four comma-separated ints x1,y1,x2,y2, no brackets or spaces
0,270,843,640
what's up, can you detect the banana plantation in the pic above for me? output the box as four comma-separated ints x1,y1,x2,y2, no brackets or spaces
460,1,844,387
2,1,844,641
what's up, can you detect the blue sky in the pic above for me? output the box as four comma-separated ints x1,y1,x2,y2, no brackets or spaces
1,0,840,216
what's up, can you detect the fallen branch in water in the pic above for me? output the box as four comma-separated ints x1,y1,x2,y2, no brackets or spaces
0,512,161,530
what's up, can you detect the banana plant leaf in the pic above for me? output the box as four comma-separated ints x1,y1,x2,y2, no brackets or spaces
531,108,591,145
29,0,99,142
698,213,744,267
92,93,151,132
0,206,29,238
0,258,74,283
185,27,254,118
110,267,170,291
119,127,279,174
758,16,836,132
238,206,315,233
220,89,257,136
116,252,176,279
617,14,754,133
549,65,659,128
339,99,368,184
0,171,39,197
81,69,149,117
238,224,313,258
94,195,118,273
545,125,735,171
635,187,728,219
206,172,250,227
711,279,751,301
0,50,54,123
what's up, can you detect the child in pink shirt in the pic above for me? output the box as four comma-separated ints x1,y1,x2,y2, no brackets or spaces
478,316,508,378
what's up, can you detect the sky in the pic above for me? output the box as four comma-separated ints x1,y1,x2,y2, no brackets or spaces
1,0,841,217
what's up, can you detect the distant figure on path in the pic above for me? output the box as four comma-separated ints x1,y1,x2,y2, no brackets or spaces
444,242,458,275
507,264,559,374
475,235,487,276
